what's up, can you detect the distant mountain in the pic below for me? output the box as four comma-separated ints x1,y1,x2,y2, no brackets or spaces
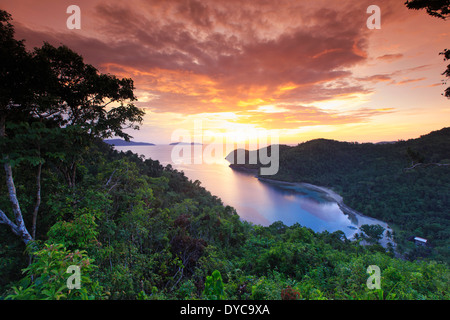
104,139,155,146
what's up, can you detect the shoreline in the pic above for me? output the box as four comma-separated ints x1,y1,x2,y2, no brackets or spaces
255,176,396,249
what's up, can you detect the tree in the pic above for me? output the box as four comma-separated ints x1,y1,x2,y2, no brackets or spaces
405,0,450,98
32,43,144,187
440,48,450,98
0,10,37,245
360,224,385,244
203,270,225,300
5,243,103,300
0,10,144,245
32,43,142,139
406,147,425,166
405,0,450,19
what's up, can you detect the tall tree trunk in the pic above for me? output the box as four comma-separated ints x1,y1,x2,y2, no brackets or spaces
60,161,77,188
71,161,77,188
0,114,33,245
31,162,42,239
3,161,33,245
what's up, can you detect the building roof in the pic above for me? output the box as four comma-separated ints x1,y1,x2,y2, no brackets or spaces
414,237,427,243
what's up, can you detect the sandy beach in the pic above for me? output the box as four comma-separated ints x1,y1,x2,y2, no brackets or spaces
257,177,396,250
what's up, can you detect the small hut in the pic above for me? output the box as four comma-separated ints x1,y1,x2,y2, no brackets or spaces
413,236,428,246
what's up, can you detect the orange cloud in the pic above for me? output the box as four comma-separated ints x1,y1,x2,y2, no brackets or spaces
230,105,395,130
4,0,448,144
376,53,404,62
394,77,426,85
11,0,377,115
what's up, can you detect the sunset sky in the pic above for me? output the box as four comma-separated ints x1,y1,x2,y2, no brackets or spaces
1,0,449,144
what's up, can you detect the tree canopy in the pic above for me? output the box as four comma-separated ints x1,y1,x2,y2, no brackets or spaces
0,9,448,302
405,0,450,98
0,9,144,244
405,0,450,19
232,128,450,263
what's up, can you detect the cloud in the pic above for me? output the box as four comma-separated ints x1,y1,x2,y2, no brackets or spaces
10,0,421,133
356,74,393,83
427,82,444,87
3,0,448,144
230,104,395,130
13,0,376,114
394,77,426,85
376,53,404,62
355,65,431,86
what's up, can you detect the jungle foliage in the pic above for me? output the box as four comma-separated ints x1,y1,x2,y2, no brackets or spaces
0,9,448,300
1,138,448,300
232,128,450,264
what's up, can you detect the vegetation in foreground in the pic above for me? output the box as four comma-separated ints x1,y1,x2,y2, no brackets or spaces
1,139,449,300
0,9,448,300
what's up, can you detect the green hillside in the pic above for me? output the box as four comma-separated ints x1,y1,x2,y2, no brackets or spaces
230,128,450,263
1,8,448,300
1,140,449,300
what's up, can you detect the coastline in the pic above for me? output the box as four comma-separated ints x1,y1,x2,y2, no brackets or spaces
255,176,396,250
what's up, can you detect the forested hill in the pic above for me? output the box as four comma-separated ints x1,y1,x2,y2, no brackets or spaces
265,127,450,184
229,127,450,263
1,139,448,300
1,8,448,301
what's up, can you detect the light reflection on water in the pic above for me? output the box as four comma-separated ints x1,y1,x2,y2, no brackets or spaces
114,145,360,238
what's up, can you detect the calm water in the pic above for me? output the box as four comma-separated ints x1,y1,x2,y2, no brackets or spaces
114,145,361,238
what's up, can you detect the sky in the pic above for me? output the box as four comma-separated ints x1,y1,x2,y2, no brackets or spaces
1,0,449,145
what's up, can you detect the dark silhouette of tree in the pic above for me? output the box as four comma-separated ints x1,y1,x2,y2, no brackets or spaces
406,147,425,165
32,43,144,187
360,224,385,244
405,0,450,98
405,0,450,19
440,48,450,98
0,10,144,245
0,10,36,244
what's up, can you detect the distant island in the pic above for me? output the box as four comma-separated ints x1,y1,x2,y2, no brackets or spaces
169,142,203,145
104,139,155,146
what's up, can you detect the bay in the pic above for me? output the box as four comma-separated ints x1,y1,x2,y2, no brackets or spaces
113,144,384,239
